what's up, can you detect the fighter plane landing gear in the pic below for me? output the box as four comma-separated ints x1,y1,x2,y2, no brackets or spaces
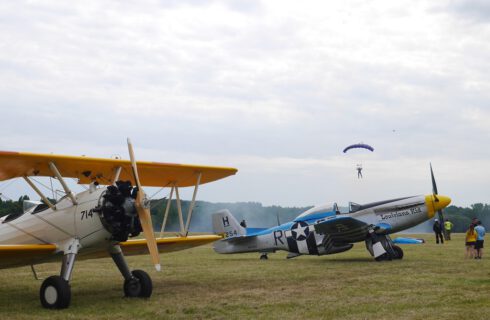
40,238,80,309
392,245,403,260
110,245,153,299
259,253,268,260
366,233,402,261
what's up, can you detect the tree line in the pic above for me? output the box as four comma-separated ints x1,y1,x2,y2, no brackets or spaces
0,196,488,233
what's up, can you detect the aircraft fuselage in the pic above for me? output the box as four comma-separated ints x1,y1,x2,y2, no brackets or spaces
213,194,449,257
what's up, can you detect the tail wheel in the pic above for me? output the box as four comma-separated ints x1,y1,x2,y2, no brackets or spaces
40,276,71,309
124,270,153,298
393,245,404,259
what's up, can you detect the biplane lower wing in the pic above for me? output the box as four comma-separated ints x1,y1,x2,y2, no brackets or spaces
119,235,223,256
0,244,58,269
0,235,222,269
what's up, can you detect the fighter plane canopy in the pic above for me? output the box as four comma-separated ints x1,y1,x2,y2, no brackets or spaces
294,203,339,222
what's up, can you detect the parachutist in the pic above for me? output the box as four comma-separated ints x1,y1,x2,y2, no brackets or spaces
356,164,363,179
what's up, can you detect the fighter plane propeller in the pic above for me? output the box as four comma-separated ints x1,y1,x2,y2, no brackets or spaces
430,163,446,229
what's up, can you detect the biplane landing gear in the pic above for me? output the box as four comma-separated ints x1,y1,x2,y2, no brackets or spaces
260,253,268,260
40,238,79,309
40,276,71,309
110,245,153,299
124,270,152,297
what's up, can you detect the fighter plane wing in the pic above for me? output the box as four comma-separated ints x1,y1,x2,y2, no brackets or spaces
0,151,237,187
314,216,370,243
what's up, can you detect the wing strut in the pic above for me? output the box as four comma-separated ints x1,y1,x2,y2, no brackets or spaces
174,186,185,234
110,166,122,186
185,172,201,236
48,162,77,205
158,172,202,237
23,176,56,210
159,185,175,237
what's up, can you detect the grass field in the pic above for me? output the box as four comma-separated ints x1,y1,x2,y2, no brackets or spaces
0,233,488,319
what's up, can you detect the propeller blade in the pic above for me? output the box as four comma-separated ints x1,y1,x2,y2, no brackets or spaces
127,138,142,190
430,163,445,231
430,163,439,196
127,138,161,271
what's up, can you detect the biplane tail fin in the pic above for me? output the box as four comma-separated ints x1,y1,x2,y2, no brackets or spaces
212,209,246,237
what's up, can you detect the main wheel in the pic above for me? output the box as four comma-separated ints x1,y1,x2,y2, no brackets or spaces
375,253,392,261
393,245,404,259
124,270,152,298
260,254,268,260
40,275,71,309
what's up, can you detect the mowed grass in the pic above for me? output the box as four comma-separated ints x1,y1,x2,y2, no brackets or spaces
0,233,488,320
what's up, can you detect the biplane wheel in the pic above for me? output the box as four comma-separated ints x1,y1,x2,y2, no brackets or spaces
260,254,268,260
124,270,153,298
40,275,71,309
393,245,404,260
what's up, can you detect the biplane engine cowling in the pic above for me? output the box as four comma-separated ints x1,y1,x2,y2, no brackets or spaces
94,181,142,242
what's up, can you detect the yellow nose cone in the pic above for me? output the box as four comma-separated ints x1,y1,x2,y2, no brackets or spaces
425,195,452,218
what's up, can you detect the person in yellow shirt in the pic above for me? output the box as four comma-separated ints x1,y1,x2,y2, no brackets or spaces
444,219,454,240
465,224,477,259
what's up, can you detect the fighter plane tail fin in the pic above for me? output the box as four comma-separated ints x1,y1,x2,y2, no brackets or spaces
212,209,246,237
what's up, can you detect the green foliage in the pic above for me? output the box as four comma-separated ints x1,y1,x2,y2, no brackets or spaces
444,204,490,232
1,195,489,232
0,199,23,218
0,195,50,218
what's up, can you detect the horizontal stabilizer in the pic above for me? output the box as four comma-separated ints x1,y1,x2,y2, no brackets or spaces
392,237,425,244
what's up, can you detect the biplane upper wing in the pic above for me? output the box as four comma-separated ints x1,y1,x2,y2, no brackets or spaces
0,151,237,187
0,235,222,269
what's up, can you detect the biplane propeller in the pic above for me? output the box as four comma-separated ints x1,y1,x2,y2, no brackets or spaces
127,138,161,271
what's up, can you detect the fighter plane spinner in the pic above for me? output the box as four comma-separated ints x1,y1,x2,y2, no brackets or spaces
213,165,450,261
0,140,237,309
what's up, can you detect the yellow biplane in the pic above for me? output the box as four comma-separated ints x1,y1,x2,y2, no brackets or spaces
0,139,236,309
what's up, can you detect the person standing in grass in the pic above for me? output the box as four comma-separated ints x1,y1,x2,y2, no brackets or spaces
444,218,453,240
474,221,485,259
465,224,477,259
433,219,444,244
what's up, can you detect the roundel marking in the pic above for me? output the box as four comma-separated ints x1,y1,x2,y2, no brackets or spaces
291,221,310,241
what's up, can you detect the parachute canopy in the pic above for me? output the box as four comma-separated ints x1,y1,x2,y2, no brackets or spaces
343,143,374,153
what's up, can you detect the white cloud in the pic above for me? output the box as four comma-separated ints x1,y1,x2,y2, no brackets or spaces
1,0,490,206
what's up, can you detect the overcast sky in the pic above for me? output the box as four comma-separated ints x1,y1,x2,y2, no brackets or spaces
1,0,490,208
